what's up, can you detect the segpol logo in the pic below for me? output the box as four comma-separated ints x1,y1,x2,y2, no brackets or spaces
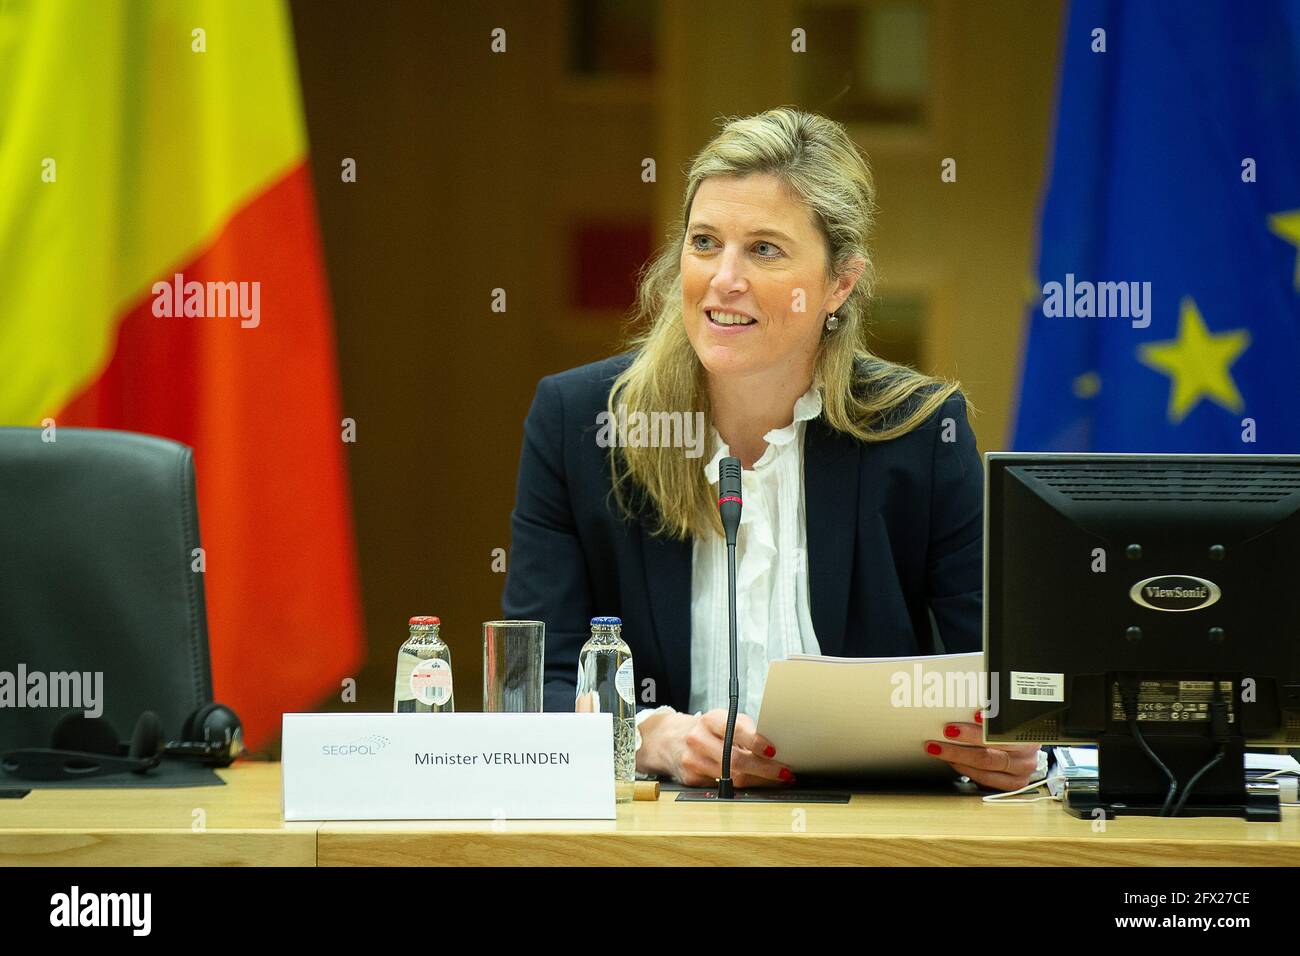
1129,574,1221,612
321,734,390,756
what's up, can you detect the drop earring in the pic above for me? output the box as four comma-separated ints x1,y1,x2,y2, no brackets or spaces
825,312,840,331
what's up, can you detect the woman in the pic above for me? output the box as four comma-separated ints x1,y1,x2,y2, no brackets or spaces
502,106,1041,791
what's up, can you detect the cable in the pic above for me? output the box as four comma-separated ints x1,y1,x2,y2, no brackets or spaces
1135,720,1179,816
1118,678,1178,815
1169,746,1226,817
981,778,1060,803
1256,768,1299,780
1167,682,1232,817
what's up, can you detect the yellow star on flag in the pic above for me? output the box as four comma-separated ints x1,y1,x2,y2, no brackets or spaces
1269,209,1300,290
1072,371,1101,398
1137,297,1250,424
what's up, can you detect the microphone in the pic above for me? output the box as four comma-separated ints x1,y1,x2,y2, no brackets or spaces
717,456,743,799
718,458,742,546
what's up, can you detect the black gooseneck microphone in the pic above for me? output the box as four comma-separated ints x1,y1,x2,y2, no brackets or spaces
717,456,743,799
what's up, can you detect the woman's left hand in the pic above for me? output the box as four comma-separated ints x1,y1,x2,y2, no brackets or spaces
924,710,1042,791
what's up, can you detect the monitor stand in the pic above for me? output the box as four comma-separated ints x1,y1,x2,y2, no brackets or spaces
1062,732,1280,822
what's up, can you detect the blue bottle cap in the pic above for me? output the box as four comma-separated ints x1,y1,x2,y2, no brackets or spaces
590,616,622,627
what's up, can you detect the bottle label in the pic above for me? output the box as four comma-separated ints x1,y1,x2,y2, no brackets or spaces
615,658,635,707
394,653,417,701
410,658,453,706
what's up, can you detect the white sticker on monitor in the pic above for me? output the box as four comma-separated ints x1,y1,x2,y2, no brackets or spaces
1009,671,1064,702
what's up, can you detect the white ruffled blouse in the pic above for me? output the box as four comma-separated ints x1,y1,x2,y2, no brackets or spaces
635,383,824,739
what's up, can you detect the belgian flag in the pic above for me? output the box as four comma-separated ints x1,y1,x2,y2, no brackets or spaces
0,0,364,748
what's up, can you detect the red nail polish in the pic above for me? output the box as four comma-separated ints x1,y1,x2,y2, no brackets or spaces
764,745,776,758
926,743,942,755
974,710,984,724
779,768,793,781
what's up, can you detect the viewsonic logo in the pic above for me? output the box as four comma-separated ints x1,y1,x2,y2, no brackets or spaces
1129,574,1221,612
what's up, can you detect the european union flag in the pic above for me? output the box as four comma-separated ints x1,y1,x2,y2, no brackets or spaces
1012,0,1300,453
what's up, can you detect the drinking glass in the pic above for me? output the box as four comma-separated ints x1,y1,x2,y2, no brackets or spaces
482,620,545,713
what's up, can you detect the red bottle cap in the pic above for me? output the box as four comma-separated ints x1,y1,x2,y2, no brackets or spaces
408,615,440,626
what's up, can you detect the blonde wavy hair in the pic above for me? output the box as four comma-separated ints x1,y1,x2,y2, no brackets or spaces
608,106,963,541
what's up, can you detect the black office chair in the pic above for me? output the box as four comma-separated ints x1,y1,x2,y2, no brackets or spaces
0,427,214,754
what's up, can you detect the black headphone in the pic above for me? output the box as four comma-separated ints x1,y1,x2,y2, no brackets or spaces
0,703,244,781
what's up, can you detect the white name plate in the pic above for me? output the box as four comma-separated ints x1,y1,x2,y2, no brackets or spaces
281,712,615,821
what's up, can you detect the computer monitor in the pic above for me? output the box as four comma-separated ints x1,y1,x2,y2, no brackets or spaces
983,452,1300,821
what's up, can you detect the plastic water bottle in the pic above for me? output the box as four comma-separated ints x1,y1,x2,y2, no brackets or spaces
394,616,454,713
576,615,635,803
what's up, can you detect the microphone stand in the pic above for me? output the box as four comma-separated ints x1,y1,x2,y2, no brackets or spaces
674,457,849,806
718,530,739,799
716,457,744,800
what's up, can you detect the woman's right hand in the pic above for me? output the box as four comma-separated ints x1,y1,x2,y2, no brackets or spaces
639,708,795,788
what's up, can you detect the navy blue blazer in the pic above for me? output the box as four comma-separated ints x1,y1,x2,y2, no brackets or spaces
501,351,984,715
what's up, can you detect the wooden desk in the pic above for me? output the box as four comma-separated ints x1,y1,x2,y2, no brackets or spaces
4,763,1299,866
0,762,315,866
319,786,1300,867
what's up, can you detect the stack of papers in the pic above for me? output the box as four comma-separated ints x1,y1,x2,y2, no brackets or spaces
755,651,988,778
